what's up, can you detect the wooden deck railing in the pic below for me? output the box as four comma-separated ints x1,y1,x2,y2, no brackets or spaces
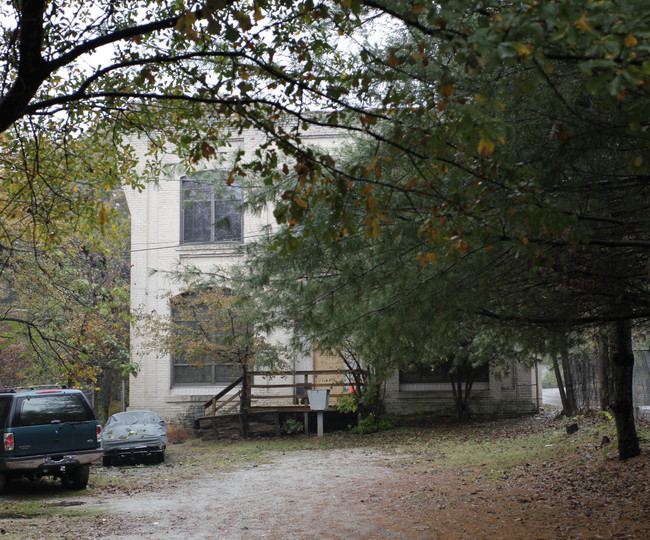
202,376,244,416
202,369,365,417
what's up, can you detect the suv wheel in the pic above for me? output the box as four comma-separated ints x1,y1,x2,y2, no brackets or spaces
62,465,90,490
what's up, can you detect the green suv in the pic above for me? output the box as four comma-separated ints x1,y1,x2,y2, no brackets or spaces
0,386,102,492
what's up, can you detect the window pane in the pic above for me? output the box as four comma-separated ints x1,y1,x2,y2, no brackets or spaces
400,361,490,384
16,394,91,426
170,290,244,385
213,363,243,383
0,397,12,427
173,365,213,384
172,363,242,385
213,200,242,242
183,199,212,242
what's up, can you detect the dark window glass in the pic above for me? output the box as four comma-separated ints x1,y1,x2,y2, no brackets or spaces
400,360,490,384
172,364,242,385
170,290,243,386
181,176,242,244
16,394,93,426
0,397,13,428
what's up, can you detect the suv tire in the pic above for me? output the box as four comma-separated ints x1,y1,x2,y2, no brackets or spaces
62,465,90,490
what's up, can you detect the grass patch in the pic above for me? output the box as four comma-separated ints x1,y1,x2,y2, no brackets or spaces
187,413,618,476
0,501,49,520
0,500,100,520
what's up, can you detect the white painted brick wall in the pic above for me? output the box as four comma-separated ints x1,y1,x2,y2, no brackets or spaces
124,125,343,425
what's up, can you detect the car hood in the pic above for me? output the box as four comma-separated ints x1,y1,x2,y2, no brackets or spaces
102,423,168,450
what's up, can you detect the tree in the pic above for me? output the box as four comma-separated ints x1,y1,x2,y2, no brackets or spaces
138,283,286,388
0,189,131,417
3,1,649,458
239,2,650,459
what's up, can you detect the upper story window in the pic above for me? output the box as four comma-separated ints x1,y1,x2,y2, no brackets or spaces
181,173,243,244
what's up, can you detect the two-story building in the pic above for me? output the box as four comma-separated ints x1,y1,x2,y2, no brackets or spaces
124,125,541,425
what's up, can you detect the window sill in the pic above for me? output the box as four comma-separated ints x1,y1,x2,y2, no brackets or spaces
179,242,243,258
399,382,490,393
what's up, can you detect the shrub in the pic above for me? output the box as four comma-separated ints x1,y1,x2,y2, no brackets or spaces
281,417,304,436
334,393,358,414
349,413,397,435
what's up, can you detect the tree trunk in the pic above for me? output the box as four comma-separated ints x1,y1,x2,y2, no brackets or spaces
100,366,116,421
560,347,578,415
552,354,570,415
450,366,475,421
597,333,613,410
240,365,249,439
611,319,640,460
450,371,462,420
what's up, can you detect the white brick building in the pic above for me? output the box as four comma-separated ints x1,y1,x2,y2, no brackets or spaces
124,126,541,425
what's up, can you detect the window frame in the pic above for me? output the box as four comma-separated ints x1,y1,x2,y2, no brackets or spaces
180,173,243,245
169,290,243,387
399,360,490,392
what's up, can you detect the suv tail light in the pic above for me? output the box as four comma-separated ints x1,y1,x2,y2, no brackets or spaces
96,424,102,443
4,432,14,452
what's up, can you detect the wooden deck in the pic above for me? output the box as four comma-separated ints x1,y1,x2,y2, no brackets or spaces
193,369,364,439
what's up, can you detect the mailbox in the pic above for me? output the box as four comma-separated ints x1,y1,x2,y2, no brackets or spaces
307,389,330,411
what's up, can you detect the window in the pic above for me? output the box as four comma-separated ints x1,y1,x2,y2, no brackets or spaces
15,394,93,426
170,290,243,386
181,174,242,244
400,359,490,385
0,396,12,427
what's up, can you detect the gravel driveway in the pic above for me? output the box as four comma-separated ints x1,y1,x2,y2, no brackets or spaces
92,448,407,539
1,446,421,539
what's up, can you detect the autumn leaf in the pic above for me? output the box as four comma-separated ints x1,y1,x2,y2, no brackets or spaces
624,32,638,48
517,43,533,58
404,177,418,190
575,13,592,33
478,136,495,156
98,205,108,227
440,84,454,97
176,12,198,41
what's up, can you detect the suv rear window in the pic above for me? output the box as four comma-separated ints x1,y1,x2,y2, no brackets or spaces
15,394,94,426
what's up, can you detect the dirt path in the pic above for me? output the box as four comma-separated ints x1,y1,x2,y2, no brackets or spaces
91,448,411,539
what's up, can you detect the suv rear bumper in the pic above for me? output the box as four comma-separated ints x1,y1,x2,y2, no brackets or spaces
2,448,102,471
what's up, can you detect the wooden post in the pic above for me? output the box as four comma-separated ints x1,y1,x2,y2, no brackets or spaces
241,365,250,439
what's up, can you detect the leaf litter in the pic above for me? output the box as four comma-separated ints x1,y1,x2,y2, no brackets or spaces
0,410,647,539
